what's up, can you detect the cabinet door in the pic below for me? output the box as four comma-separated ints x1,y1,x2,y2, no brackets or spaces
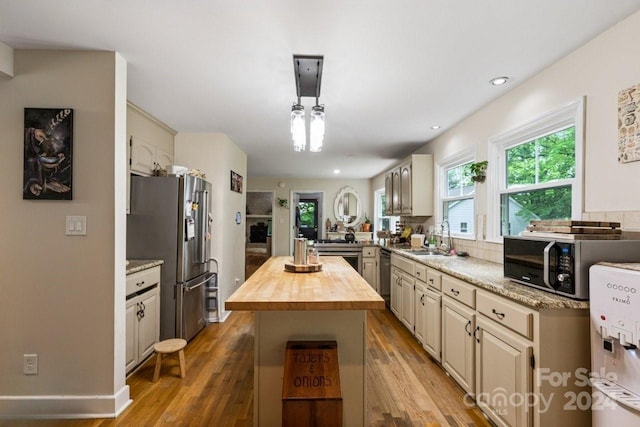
400,163,412,215
442,297,475,394
384,172,394,216
476,317,533,427
414,283,426,344
155,148,174,171
137,290,160,362
130,136,155,176
125,299,139,373
390,269,402,318
401,272,415,331
392,168,401,214
423,288,441,362
362,257,377,291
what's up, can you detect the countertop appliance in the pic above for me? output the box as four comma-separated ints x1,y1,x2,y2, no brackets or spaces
127,174,214,341
379,247,391,307
314,239,362,274
503,236,640,300
589,263,640,425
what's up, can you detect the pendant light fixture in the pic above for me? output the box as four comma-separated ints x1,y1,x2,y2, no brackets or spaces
291,54,324,152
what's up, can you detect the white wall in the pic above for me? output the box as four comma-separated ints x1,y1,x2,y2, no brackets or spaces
174,133,247,322
247,177,372,256
0,50,129,417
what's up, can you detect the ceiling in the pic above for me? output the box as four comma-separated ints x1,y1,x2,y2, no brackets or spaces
2,1,640,179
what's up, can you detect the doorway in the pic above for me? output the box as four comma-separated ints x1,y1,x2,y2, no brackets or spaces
297,199,318,240
290,191,324,254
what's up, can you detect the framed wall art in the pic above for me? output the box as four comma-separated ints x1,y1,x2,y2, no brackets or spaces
23,108,74,200
231,170,243,194
618,84,640,163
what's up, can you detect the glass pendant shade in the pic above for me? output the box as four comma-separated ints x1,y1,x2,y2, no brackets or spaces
290,103,306,151
309,105,325,152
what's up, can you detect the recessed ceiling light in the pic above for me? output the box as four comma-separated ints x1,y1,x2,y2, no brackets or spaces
333,169,340,174
431,125,441,130
490,77,509,86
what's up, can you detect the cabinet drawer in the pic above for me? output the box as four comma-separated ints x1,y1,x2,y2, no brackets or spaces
477,291,534,340
426,268,442,291
442,275,475,308
363,247,377,257
414,264,427,283
391,254,415,275
126,267,160,297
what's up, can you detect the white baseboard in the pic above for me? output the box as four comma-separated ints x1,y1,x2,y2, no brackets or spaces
0,385,131,419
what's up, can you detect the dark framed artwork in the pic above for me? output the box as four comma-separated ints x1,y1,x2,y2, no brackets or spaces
231,170,243,194
23,108,74,200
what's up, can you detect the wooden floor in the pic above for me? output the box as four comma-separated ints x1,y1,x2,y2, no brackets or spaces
3,309,491,427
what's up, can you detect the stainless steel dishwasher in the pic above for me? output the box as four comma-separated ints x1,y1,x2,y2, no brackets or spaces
379,247,391,307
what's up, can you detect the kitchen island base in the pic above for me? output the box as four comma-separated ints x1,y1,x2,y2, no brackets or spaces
255,310,366,427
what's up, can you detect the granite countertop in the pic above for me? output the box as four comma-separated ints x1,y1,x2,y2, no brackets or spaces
386,246,589,310
126,259,164,275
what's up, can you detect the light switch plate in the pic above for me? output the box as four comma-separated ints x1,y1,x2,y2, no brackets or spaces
66,216,87,236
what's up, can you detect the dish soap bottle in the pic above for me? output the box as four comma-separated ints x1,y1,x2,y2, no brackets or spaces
428,226,437,249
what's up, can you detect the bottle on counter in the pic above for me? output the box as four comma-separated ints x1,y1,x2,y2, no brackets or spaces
428,226,437,249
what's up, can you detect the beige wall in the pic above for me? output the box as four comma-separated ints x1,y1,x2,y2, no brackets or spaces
372,10,640,261
247,177,372,256
174,133,247,322
0,50,129,416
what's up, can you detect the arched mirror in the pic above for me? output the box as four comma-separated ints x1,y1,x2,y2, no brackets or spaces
334,186,362,228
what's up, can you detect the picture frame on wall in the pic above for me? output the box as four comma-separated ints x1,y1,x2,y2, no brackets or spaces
23,108,74,200
231,170,243,194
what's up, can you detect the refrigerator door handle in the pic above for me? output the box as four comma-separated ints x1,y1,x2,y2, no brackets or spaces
184,275,210,292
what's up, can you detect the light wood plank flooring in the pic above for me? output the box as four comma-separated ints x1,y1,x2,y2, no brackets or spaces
2,309,491,427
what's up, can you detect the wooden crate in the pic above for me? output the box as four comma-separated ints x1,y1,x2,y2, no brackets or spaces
282,341,342,427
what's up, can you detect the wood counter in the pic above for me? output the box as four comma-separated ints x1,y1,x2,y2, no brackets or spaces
225,256,384,311
225,255,383,427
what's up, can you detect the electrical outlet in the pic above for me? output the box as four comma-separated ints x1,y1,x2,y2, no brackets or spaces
23,354,38,375
235,278,240,285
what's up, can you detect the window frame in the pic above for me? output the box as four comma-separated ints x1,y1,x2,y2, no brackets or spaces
486,97,585,242
374,188,399,234
436,148,477,240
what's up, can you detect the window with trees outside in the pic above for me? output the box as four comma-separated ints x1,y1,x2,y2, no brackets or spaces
375,189,399,233
442,161,475,237
489,99,584,239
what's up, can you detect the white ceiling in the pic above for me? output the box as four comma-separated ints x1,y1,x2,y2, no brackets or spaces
2,1,640,179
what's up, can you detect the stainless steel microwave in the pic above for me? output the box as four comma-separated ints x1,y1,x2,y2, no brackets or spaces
503,236,640,300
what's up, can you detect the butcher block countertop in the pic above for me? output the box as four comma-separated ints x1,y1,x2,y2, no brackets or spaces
225,256,385,311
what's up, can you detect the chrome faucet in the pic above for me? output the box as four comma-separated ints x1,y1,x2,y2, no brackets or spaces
440,219,452,253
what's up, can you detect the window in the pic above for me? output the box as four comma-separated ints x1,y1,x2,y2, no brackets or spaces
375,188,399,233
442,161,475,237
488,98,584,240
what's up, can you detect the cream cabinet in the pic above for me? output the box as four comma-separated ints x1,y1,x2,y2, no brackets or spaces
384,172,394,216
384,154,433,216
390,267,402,318
442,296,476,395
414,281,427,344
125,266,161,374
400,272,415,331
129,135,174,176
390,254,415,328
423,287,441,361
475,315,533,427
362,246,379,291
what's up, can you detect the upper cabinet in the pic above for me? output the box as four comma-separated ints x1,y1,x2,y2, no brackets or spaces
129,136,174,176
385,154,433,216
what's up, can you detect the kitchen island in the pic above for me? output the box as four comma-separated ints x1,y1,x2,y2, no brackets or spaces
226,255,384,427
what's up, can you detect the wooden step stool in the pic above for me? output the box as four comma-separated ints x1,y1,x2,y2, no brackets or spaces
282,341,342,427
152,338,187,382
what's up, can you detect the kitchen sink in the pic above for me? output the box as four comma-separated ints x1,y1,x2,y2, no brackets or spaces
406,249,450,256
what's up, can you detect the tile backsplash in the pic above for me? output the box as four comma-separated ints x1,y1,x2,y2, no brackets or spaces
399,210,640,264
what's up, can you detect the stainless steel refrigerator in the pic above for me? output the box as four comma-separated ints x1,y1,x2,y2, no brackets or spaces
127,174,214,341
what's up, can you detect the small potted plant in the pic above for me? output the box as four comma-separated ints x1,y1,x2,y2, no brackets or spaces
276,198,289,209
469,160,488,183
362,214,372,232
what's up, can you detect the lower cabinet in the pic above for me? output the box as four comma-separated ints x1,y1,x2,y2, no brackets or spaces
400,272,415,331
442,296,475,395
475,316,533,427
390,267,402,318
362,246,378,292
414,282,427,344
423,287,441,362
126,266,161,374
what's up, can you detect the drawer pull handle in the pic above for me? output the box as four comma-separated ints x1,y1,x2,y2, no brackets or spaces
450,288,460,296
136,280,145,287
464,320,472,336
492,308,506,320
420,295,425,305
429,279,434,284
474,326,480,343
